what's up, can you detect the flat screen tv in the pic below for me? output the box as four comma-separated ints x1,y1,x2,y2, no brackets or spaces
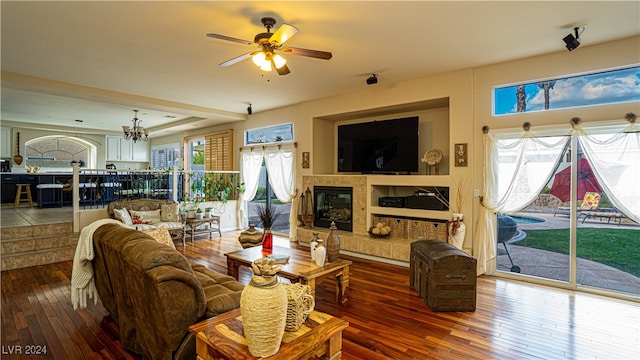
337,116,419,174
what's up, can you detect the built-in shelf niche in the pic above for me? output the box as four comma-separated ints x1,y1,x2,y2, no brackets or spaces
312,98,450,176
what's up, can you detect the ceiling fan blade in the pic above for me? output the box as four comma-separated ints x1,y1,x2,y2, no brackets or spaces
281,46,332,60
219,52,255,67
274,62,291,76
269,24,299,47
206,33,253,45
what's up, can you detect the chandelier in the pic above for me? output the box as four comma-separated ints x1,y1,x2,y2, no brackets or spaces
122,109,148,142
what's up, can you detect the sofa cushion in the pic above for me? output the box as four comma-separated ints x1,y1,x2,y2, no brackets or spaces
114,207,133,225
161,203,180,222
130,209,162,225
191,263,244,317
142,227,176,249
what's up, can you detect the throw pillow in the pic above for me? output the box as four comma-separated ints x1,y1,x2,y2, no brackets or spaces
113,207,133,225
130,209,162,225
142,226,176,250
161,203,179,222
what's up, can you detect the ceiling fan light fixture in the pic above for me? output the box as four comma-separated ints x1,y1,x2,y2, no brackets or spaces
252,52,267,66
259,60,272,72
272,54,287,69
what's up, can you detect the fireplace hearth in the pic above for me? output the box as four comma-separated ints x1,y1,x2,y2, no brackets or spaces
314,186,352,231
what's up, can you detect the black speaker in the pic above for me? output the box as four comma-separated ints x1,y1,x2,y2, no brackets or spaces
379,197,405,208
404,195,448,211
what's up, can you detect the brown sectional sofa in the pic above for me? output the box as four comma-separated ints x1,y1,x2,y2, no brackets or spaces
92,223,243,360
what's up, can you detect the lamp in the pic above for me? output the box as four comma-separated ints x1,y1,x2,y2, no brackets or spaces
122,110,149,142
251,48,287,72
366,74,378,85
563,27,581,51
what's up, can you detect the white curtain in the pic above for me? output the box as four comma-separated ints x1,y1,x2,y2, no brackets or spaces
239,149,264,228
474,132,569,275
578,123,640,224
264,144,297,237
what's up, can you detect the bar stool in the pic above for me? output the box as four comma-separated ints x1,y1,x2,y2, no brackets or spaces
14,183,33,208
78,182,97,207
100,181,122,203
36,183,64,208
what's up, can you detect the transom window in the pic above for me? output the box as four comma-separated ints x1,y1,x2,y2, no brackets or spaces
493,66,640,116
245,123,294,145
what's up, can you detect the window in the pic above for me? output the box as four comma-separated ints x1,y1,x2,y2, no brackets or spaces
186,137,205,171
151,143,180,169
493,66,640,116
205,130,233,170
245,123,293,145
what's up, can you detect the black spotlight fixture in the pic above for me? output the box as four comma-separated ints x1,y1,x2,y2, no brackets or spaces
247,103,252,115
563,27,582,51
366,74,378,85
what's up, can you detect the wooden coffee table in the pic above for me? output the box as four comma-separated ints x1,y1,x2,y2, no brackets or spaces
225,246,352,303
189,308,349,360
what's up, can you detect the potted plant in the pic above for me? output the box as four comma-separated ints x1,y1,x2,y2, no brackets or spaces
255,203,283,255
195,207,204,220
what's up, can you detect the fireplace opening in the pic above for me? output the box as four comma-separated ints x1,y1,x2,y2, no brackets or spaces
314,186,352,232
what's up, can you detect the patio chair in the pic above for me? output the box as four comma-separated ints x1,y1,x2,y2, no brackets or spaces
554,192,601,217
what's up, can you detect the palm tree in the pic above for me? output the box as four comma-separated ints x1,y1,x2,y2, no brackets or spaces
516,85,526,112
537,81,556,110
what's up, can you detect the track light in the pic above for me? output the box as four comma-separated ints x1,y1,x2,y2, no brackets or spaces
563,27,582,51
247,103,252,115
366,74,378,85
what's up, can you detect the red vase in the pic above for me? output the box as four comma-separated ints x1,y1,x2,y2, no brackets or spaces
262,229,273,256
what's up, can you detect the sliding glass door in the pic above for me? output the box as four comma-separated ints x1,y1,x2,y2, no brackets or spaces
496,134,639,296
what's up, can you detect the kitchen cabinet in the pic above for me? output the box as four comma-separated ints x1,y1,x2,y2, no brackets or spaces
131,140,149,161
1,127,11,158
106,136,149,162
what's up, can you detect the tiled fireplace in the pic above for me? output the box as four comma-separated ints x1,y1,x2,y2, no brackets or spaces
314,186,352,231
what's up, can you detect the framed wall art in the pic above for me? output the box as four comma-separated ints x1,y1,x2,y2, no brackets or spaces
454,143,467,167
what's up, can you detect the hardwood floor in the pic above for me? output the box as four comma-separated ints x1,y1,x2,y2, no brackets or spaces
1,230,638,360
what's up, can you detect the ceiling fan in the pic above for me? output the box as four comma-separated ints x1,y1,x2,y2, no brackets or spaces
206,17,332,75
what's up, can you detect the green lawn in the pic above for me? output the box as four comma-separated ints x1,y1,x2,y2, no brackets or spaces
516,228,640,277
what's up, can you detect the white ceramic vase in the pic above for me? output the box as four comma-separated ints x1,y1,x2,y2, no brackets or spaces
448,213,466,250
310,233,319,260
314,239,326,267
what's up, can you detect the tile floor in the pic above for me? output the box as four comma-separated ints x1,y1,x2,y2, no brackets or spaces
1,204,73,228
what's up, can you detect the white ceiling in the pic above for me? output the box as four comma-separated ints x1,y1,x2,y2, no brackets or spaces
1,1,639,136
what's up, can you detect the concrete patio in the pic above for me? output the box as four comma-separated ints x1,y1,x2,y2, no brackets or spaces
497,211,640,294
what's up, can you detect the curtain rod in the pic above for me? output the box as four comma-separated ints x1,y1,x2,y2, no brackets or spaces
482,112,638,135
239,141,298,152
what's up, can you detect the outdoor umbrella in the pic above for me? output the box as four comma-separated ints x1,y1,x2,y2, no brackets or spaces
549,157,602,202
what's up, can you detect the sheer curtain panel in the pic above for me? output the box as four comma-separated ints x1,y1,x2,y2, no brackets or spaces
475,132,568,274
264,144,297,237
239,149,264,228
578,123,640,223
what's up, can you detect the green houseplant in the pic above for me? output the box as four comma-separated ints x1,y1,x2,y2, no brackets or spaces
204,174,245,203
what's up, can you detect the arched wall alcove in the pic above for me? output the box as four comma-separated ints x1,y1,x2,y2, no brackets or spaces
25,135,97,169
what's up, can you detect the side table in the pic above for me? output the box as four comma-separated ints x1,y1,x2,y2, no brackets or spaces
186,216,221,242
189,308,348,360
